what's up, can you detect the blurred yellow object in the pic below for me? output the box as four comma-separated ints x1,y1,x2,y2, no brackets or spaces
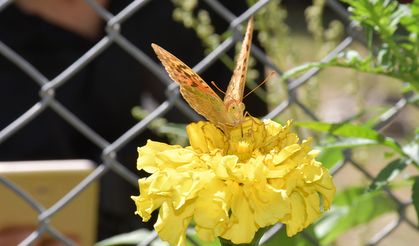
0,159,98,246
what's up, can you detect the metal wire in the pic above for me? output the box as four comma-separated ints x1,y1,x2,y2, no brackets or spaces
0,0,417,245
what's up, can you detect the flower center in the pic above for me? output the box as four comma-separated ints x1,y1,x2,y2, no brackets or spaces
235,140,253,162
237,140,251,154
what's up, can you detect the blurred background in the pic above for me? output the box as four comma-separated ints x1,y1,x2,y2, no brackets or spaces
0,0,418,245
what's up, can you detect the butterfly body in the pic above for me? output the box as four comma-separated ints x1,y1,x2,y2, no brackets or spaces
152,18,253,131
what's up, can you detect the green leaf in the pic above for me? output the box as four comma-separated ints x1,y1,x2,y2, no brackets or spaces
368,159,409,192
314,186,397,244
95,229,160,246
297,121,382,139
412,176,419,225
281,62,319,80
400,0,419,35
320,138,379,149
316,148,344,170
342,0,402,36
296,121,403,153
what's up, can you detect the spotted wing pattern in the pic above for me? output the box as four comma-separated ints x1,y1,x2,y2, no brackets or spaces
151,43,232,126
224,17,253,106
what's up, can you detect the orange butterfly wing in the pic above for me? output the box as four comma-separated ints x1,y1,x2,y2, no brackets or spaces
152,43,233,126
224,17,253,107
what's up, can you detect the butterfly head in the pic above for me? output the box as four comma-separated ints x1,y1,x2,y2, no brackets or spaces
226,100,245,125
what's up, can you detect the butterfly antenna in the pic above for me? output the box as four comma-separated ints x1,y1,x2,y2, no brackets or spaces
244,71,276,99
211,81,226,95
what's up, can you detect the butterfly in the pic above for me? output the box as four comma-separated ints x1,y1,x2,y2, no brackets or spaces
152,18,253,131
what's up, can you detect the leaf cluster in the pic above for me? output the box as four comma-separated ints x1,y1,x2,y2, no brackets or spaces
289,121,418,245
330,0,419,91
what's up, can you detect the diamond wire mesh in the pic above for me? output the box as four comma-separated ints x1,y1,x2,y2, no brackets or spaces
0,0,417,245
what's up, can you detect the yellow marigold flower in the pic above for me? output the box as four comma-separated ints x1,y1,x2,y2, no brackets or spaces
131,117,335,245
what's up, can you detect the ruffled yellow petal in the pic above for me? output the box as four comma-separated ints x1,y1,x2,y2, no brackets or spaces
221,184,258,244
284,192,306,236
187,121,225,153
154,202,194,246
157,148,197,167
311,168,336,210
194,179,230,241
247,181,290,227
137,140,183,173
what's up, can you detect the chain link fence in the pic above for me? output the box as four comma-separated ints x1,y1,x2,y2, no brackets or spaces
0,0,417,245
